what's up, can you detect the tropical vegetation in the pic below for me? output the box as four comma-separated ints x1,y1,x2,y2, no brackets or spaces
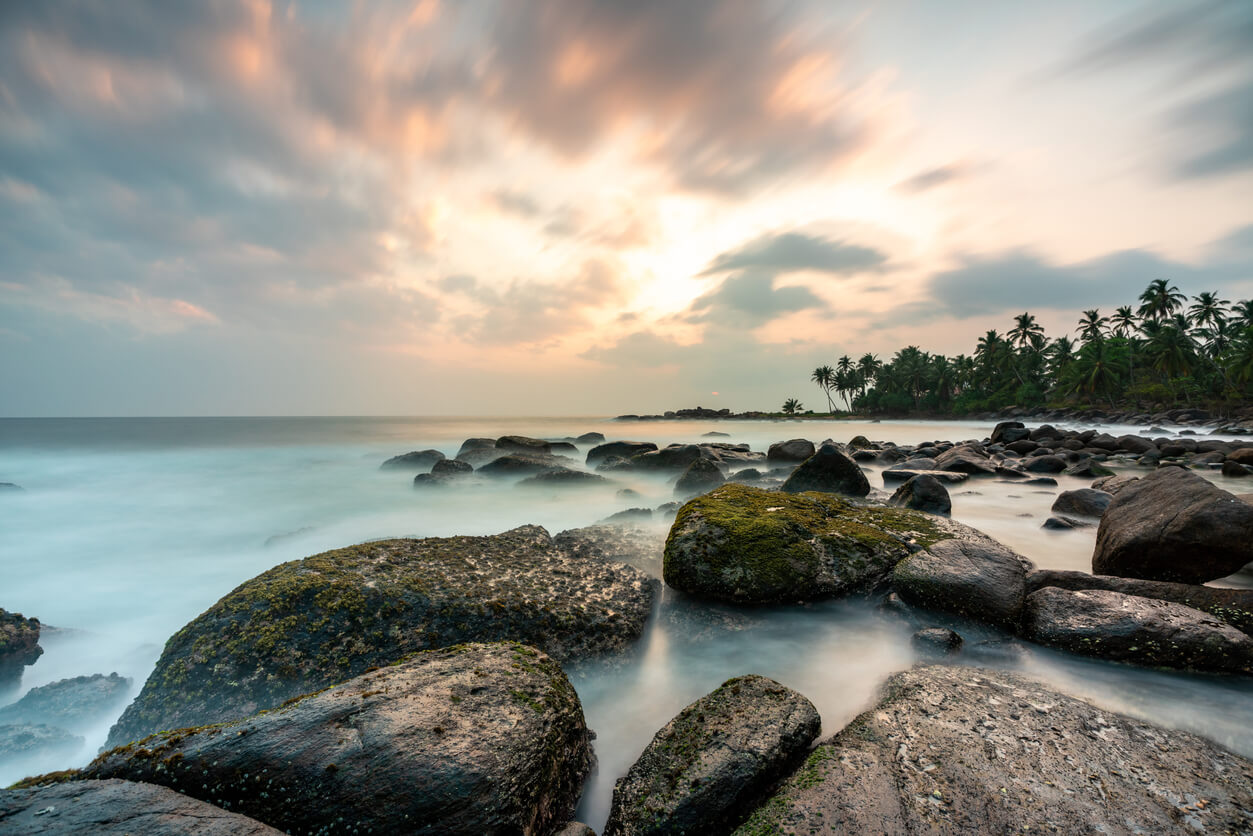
807,281,1253,416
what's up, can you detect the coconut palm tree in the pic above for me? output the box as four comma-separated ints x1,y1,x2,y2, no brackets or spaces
1137,279,1185,323
781,398,804,415
810,365,835,413
1188,291,1229,334
1076,309,1108,343
1110,306,1137,338
1009,312,1044,350
1066,338,1128,406
856,353,880,400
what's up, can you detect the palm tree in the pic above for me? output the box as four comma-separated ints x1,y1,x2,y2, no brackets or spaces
1188,291,1228,334
1144,323,1196,401
1110,306,1137,338
1066,338,1128,406
1231,300,1253,331
1047,335,1076,378
781,398,804,415
1137,279,1185,323
810,365,835,413
1008,312,1044,350
856,354,880,400
1076,309,1107,343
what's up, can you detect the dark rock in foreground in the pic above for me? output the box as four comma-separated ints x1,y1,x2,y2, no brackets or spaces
911,627,963,657
1022,587,1253,673
0,673,131,732
766,438,815,464
1026,568,1253,635
1092,467,1253,583
604,675,819,836
888,473,951,515
892,537,1030,628
379,449,445,471
663,483,950,604
1050,488,1112,519
780,443,870,497
675,457,726,497
0,610,42,692
737,665,1253,835
89,644,592,836
107,525,656,747
0,779,283,835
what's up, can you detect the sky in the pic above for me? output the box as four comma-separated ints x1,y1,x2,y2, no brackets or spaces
1,0,1251,417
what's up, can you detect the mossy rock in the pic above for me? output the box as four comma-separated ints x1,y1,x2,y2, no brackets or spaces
662,483,947,604
107,526,656,748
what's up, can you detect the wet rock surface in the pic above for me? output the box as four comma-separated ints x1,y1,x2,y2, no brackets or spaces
89,643,593,836
674,457,726,497
0,779,284,835
780,443,870,497
379,449,445,471
766,439,815,464
0,673,132,732
892,537,1031,628
1050,488,1112,519
737,665,1253,835
604,675,820,836
0,610,42,693
1093,467,1253,583
1022,587,1253,673
888,473,951,515
663,483,950,604
107,525,656,747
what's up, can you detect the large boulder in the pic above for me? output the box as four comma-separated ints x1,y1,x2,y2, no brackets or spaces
663,484,951,604
0,673,131,732
1021,587,1253,673
1026,569,1253,635
107,525,656,747
379,449,445,471
675,458,726,497
933,446,997,476
780,443,870,497
1092,467,1253,582
603,675,820,836
631,444,706,471
888,474,950,515
496,435,553,454
892,537,1031,628
0,610,41,693
88,644,592,836
1023,454,1066,473
766,439,815,464
736,665,1253,835
989,420,1027,444
0,779,284,835
586,441,658,465
1117,434,1157,455
1050,488,1112,519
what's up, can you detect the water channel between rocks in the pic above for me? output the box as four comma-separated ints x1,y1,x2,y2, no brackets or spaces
1,416,1251,830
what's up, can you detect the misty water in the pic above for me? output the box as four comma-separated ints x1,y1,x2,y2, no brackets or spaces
2,416,1252,828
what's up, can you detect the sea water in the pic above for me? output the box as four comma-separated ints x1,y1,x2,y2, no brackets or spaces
1,416,1251,828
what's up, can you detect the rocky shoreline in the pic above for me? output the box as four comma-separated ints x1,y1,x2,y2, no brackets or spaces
5,418,1253,834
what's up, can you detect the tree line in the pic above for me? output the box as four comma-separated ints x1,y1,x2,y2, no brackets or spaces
803,280,1253,416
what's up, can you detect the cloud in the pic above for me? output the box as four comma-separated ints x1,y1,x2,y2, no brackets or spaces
489,189,542,217
1061,0,1253,179
689,270,827,327
895,162,980,194
702,232,888,276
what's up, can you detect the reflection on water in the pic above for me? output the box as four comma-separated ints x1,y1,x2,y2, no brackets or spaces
1,415,1250,826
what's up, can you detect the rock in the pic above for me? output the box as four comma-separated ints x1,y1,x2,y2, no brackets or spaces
549,441,580,455
989,421,1027,444
1042,515,1090,530
495,435,553,454
729,468,762,482
0,674,131,732
603,508,653,524
1090,473,1138,495
780,443,870,497
587,441,658,465
888,474,951,515
847,435,875,451
1229,447,1253,465
1005,439,1039,455
603,675,819,836
663,483,952,604
518,469,610,487
892,537,1030,628
556,824,597,836
851,449,877,462
456,437,496,457
554,524,667,578
911,627,962,656
1223,459,1251,477
1092,467,1253,583
107,526,656,747
1063,458,1113,478
675,458,726,497
0,482,23,492
880,468,968,484
0,779,284,835
702,431,731,438
737,665,1253,835
1022,476,1058,486
766,438,815,464
379,449,445,471
1117,434,1157,455
595,455,635,473
1025,569,1253,635
1022,587,1253,672
631,444,705,471
0,610,41,693
477,452,572,477
90,644,592,836
933,446,997,475
1050,488,1112,519
577,431,606,444
413,457,473,487
1087,432,1120,451
1022,454,1066,473
0,724,83,772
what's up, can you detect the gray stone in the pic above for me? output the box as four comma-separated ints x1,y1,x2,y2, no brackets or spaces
888,474,951,515
1050,488,1112,519
379,449,445,471
0,673,131,732
780,443,870,497
893,537,1030,628
675,457,726,497
766,438,816,464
